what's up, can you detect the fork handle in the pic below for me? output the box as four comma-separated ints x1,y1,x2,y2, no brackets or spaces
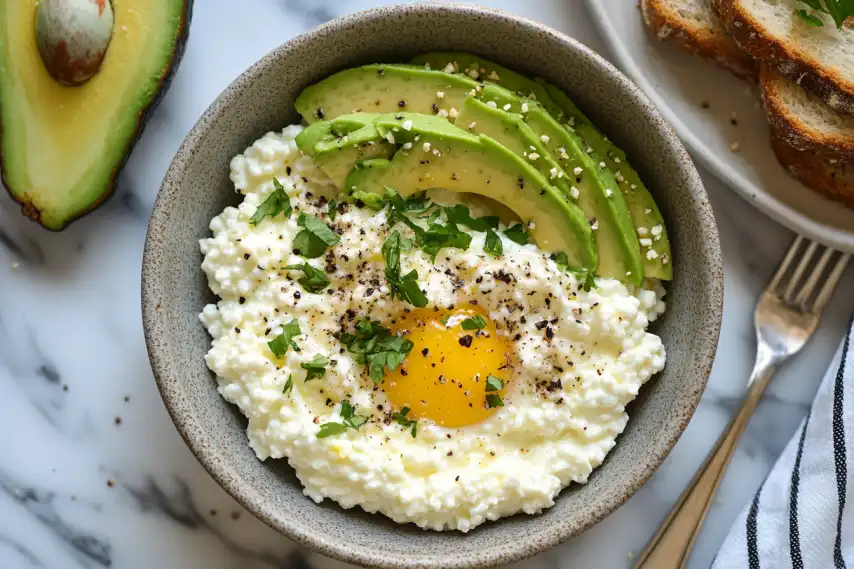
633,357,778,569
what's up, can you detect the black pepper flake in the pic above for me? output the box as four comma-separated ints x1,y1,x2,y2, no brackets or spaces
294,291,301,299
459,335,473,348
286,166,292,175
314,108,325,119
545,327,554,339
422,348,429,356
239,297,246,304
432,103,439,113
535,320,548,330
243,253,250,260
398,100,406,108
517,176,525,189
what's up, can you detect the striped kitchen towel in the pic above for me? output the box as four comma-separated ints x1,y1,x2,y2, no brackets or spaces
713,317,854,568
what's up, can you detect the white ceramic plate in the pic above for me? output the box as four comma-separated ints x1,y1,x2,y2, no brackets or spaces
585,1,854,253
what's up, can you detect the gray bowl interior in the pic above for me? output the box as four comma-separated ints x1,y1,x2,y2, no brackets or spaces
142,5,722,569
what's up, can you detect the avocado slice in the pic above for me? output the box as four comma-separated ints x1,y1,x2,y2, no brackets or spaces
0,0,192,230
541,83,672,279
411,53,672,280
300,125,393,188
455,96,573,195
475,84,642,285
295,64,478,124
345,114,596,272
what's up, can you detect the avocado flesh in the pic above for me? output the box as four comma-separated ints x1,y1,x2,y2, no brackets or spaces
476,84,643,285
306,126,395,188
542,83,672,279
295,65,478,125
0,0,191,230
346,116,596,271
454,97,577,217
411,53,672,280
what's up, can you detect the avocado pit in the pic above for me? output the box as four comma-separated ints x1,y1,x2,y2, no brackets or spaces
35,0,114,86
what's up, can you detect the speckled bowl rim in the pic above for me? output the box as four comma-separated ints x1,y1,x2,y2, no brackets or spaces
142,4,722,568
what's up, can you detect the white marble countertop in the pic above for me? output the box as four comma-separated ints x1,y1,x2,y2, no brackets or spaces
2,1,853,568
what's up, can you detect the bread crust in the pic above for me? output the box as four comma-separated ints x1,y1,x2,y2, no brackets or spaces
713,0,854,117
770,132,854,209
761,65,854,162
640,0,756,81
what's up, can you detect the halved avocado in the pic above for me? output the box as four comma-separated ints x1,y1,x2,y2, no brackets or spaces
345,114,596,272
0,0,192,230
295,64,478,124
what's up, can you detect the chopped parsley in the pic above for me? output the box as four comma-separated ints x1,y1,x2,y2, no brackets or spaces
316,400,367,438
300,354,329,381
484,229,503,257
267,319,301,358
550,252,596,291
327,199,338,220
461,315,487,330
503,223,530,245
282,374,294,395
284,262,330,293
250,179,292,225
486,375,504,408
440,314,451,326
443,204,498,232
382,231,428,308
418,218,472,259
293,213,340,258
795,8,825,25
794,0,853,28
392,406,418,438
340,319,415,383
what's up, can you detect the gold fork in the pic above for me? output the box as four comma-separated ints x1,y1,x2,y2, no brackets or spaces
634,236,850,569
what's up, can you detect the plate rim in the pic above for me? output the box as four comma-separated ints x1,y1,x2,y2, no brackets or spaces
584,0,854,254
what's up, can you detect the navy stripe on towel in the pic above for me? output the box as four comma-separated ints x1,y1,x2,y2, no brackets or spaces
833,329,851,569
747,486,762,569
789,410,812,569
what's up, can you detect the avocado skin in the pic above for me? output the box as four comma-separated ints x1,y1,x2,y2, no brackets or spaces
1,0,194,231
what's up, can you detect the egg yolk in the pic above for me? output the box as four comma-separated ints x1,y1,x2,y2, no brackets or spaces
384,307,513,428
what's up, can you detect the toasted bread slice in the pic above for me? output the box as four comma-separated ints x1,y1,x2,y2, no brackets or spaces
713,0,854,116
640,0,756,80
770,131,854,209
761,65,854,162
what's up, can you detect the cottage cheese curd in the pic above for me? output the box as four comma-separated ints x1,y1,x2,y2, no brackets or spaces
199,126,667,532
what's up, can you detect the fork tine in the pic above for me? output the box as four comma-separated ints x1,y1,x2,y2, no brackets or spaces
783,239,817,303
794,246,834,309
811,253,850,315
769,236,803,293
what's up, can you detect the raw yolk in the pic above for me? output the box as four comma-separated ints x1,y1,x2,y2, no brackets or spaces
384,307,513,428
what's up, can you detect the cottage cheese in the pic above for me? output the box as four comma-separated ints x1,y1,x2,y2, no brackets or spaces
199,126,667,532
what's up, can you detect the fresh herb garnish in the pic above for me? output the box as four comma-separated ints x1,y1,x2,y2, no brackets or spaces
340,319,415,383
443,204,499,232
327,199,338,220
484,229,503,257
485,375,504,392
392,406,418,438
340,400,368,429
284,262,330,293
316,400,368,438
292,213,340,258
440,314,451,326
795,7,826,25
385,188,431,214
382,231,428,308
250,179,292,225
418,218,472,259
486,375,504,408
268,319,301,358
794,0,854,28
503,223,530,245
549,252,596,291
282,374,294,395
301,354,329,381
461,315,487,330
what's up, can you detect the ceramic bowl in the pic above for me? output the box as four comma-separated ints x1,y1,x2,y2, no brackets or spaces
142,4,722,568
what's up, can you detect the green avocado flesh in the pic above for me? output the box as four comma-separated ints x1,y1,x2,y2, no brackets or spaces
0,0,191,230
342,114,596,271
410,52,672,280
294,54,673,281
474,84,643,285
295,64,478,124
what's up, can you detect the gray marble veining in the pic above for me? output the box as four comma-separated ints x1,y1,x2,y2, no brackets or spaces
1,1,853,568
